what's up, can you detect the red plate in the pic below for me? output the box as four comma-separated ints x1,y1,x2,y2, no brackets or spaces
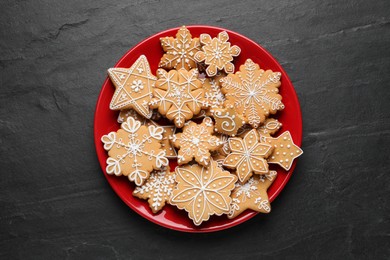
94,25,302,232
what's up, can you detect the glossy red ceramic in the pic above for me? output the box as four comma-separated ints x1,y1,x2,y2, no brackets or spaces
94,25,302,232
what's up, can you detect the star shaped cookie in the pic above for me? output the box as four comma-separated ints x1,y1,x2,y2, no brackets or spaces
150,68,207,128
101,117,169,186
108,55,156,118
220,59,284,128
261,131,303,171
133,167,176,213
170,160,237,226
223,129,273,183
171,117,222,166
159,26,201,70
194,31,241,77
228,171,277,219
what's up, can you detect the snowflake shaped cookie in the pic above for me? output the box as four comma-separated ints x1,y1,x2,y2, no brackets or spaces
170,160,237,226
150,68,207,128
159,26,201,70
108,55,156,118
261,131,303,171
220,59,284,128
133,167,176,213
171,117,222,166
201,73,226,114
194,31,241,77
223,129,273,183
228,171,277,219
101,117,169,186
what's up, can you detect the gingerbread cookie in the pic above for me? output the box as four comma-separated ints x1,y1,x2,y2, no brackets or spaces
228,171,277,219
160,125,177,159
101,117,168,186
170,160,237,226
108,55,156,118
133,167,176,213
223,129,273,183
261,131,303,171
159,26,201,70
194,31,241,77
220,59,284,128
150,68,207,128
258,118,282,137
117,108,147,124
213,105,246,136
237,118,282,138
171,117,222,166
201,72,226,114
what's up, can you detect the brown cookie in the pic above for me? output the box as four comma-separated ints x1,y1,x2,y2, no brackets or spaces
220,59,284,128
228,171,277,219
261,131,303,171
213,105,246,136
194,31,241,77
108,55,156,118
150,68,207,128
159,26,201,70
171,117,222,166
201,72,226,115
223,129,273,183
101,117,169,186
133,167,176,213
170,160,237,226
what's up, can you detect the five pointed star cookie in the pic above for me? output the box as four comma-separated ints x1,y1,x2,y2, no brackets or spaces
171,117,222,166
223,129,273,183
159,26,201,70
220,59,284,128
133,167,176,213
261,131,303,171
150,68,207,128
170,160,237,226
194,31,241,77
101,117,169,186
108,55,156,118
228,171,277,219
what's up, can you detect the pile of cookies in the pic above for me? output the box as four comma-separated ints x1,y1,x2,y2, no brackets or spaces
101,26,303,226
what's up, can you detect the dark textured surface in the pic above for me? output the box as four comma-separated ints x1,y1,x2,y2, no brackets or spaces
1,0,389,259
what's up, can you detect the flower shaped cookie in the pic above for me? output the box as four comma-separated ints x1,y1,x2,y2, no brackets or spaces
223,129,273,183
171,117,222,166
220,59,284,128
194,31,241,77
170,161,237,226
101,117,169,186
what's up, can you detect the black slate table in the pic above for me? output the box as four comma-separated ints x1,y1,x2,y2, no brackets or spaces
1,0,389,259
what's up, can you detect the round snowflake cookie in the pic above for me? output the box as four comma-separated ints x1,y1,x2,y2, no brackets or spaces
150,68,208,128
171,117,223,166
194,31,241,77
